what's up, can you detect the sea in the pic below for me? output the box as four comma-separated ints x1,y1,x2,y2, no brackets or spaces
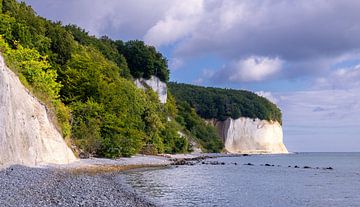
121,153,360,207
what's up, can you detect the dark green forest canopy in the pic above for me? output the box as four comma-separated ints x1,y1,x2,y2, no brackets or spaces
65,25,169,82
169,83,282,124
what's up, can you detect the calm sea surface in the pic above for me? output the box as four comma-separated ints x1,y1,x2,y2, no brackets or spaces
121,153,360,207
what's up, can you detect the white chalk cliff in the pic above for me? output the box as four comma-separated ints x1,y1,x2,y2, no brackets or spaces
213,117,288,154
0,54,77,167
135,75,167,104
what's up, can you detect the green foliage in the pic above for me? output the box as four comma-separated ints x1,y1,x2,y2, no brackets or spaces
70,100,104,154
4,44,61,101
62,45,188,157
64,48,148,157
165,95,178,118
65,25,131,78
3,44,59,97
162,120,189,153
46,23,75,65
60,46,120,103
0,14,15,43
119,40,169,82
1,0,17,15
1,1,49,50
175,102,223,152
169,82,282,124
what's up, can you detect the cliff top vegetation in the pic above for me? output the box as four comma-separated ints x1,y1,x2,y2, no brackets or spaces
169,83,282,124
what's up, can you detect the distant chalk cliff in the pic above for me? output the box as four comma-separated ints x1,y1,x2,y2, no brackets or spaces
209,117,288,154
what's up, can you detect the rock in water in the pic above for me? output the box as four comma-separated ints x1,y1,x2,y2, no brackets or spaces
215,117,288,154
0,54,76,167
135,75,167,104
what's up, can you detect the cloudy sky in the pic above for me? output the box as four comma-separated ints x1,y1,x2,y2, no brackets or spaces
24,0,360,152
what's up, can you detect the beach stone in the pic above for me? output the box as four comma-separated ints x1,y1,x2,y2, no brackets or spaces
0,165,157,207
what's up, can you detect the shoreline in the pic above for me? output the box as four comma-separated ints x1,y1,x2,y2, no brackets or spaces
0,153,284,207
0,153,218,207
1,152,286,174
0,164,157,207
49,153,251,174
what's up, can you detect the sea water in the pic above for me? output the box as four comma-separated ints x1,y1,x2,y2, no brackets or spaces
122,153,360,207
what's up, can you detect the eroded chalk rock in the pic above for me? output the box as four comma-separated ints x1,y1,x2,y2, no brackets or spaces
135,75,167,104
212,117,288,154
0,54,77,167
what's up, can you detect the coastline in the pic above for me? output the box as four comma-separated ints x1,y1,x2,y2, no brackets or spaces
0,153,222,207
0,152,279,207
47,153,238,174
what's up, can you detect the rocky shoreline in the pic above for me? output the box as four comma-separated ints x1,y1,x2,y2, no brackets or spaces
0,165,157,207
0,154,212,207
0,153,232,207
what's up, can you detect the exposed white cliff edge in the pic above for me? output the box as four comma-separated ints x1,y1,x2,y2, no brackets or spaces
211,117,288,154
0,54,77,167
135,75,167,104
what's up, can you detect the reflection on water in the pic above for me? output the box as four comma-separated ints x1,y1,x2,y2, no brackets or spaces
121,153,360,207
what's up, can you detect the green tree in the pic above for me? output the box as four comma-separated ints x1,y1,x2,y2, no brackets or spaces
118,40,169,82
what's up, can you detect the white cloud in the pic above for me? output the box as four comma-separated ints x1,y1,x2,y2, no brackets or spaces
256,91,278,104
24,0,175,39
232,56,283,82
144,0,204,46
25,0,360,79
168,58,184,71
315,64,360,90
212,56,283,83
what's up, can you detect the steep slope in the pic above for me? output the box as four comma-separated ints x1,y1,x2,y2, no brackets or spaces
212,118,288,153
0,54,76,167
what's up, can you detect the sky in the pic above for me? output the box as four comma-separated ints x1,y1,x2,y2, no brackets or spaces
23,0,360,152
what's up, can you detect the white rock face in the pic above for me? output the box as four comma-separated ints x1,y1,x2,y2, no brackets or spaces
135,75,167,104
215,117,288,154
0,54,77,167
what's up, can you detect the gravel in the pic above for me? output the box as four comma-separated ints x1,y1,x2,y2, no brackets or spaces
0,165,158,207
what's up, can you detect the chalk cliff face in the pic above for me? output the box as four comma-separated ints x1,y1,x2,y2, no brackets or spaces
213,117,288,154
0,54,77,167
135,75,167,104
